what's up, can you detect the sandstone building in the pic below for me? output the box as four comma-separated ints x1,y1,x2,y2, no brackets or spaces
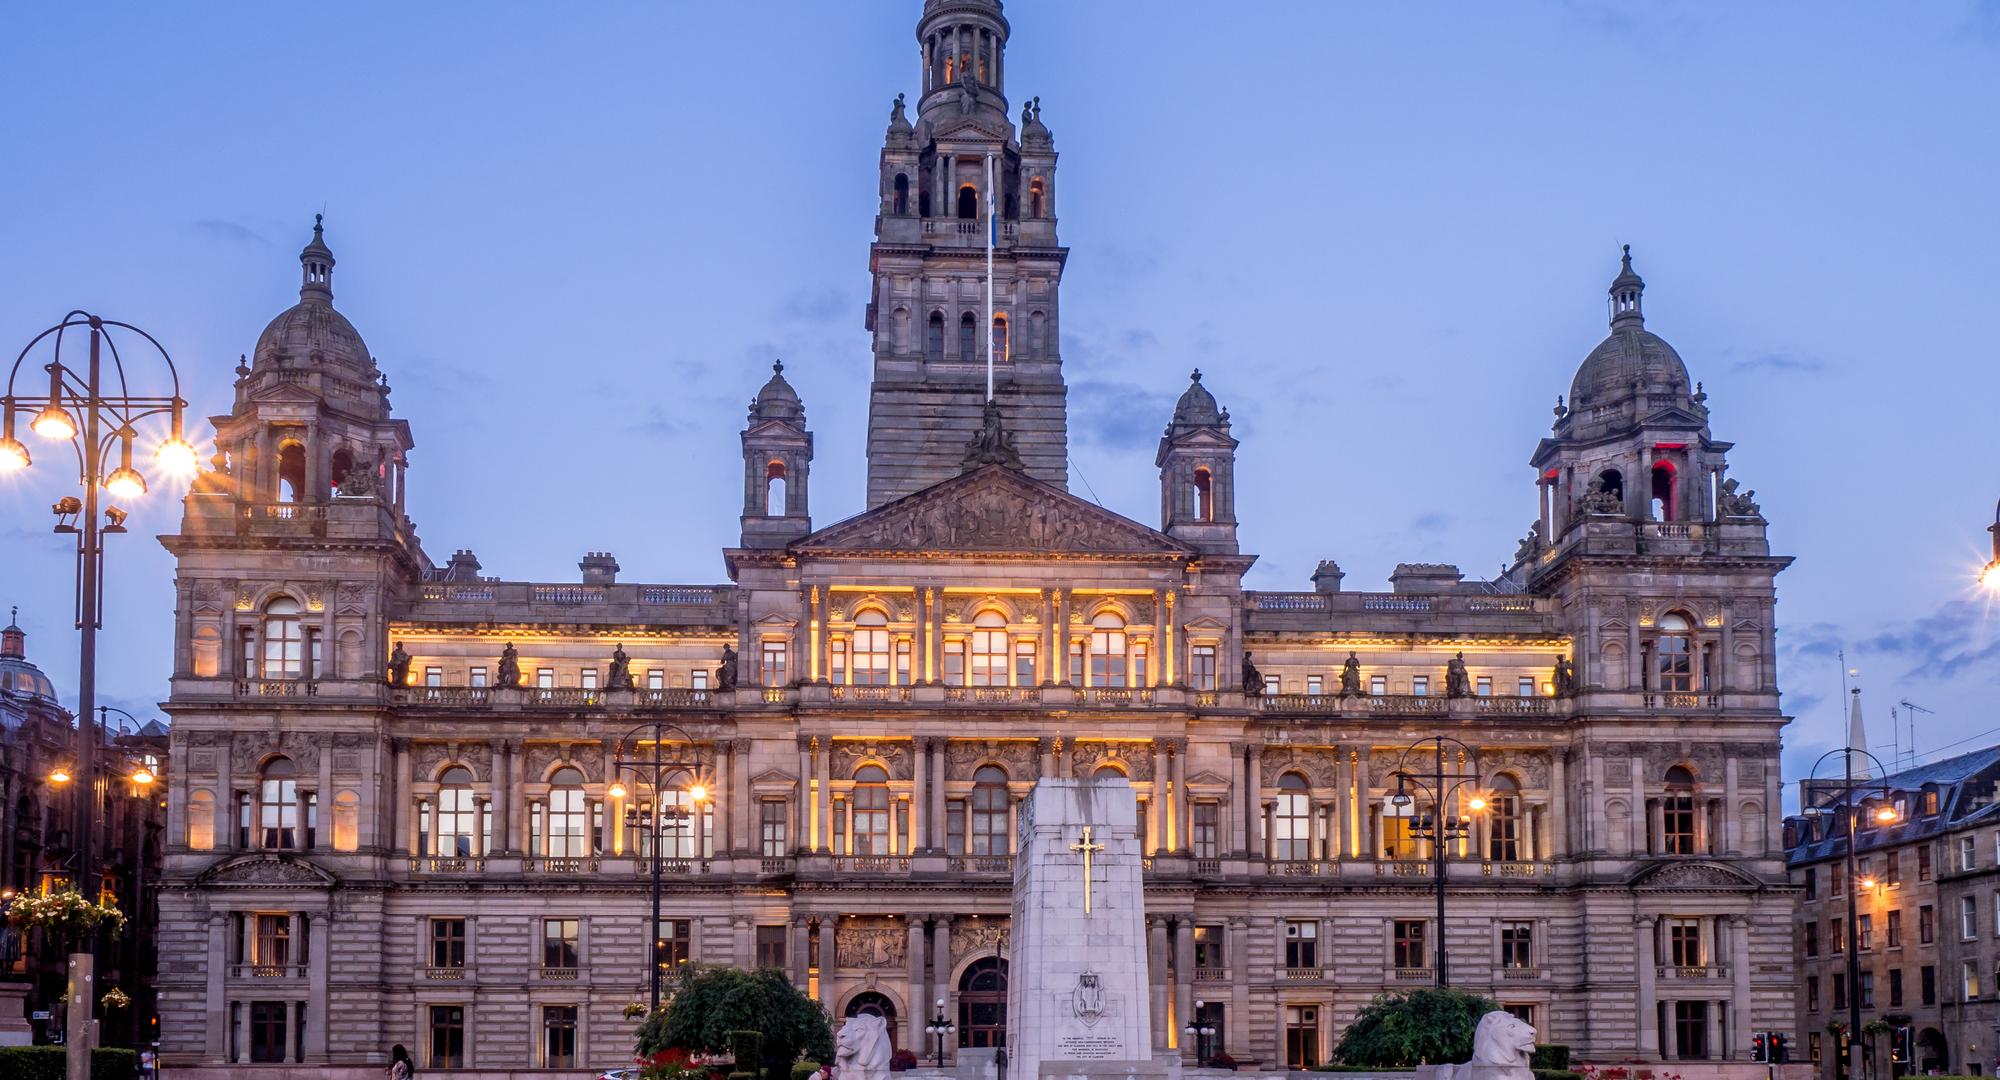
154,0,1799,1072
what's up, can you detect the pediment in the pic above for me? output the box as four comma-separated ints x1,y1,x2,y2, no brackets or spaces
753,612,800,629
1638,406,1708,429
198,854,337,888
751,768,800,788
1183,616,1229,632
1629,860,1760,892
246,382,325,407
931,116,1010,143
1187,770,1232,787
795,465,1192,558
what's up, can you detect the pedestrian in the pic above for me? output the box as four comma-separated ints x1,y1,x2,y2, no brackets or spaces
138,1046,156,1080
389,1043,415,1080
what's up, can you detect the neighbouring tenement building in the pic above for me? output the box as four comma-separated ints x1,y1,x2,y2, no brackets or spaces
152,1,1799,1074
1787,748,2000,1079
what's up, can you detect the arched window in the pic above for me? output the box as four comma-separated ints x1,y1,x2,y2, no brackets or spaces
958,313,977,360
187,789,217,851
645,785,701,860
957,185,979,220
328,448,354,496
971,765,1009,855
852,610,891,686
332,790,360,851
991,314,1008,362
1655,613,1694,692
852,764,891,855
261,598,303,681
765,460,788,517
260,757,299,849
1093,763,1127,780
435,766,477,856
845,992,901,1050
1029,178,1045,218
547,766,587,858
970,611,1009,687
1662,764,1697,855
276,440,306,504
1088,612,1128,687
1597,468,1624,505
958,957,1008,1048
1192,467,1213,522
1651,461,1677,521
893,173,910,215
926,311,945,362
1273,773,1310,861
1486,774,1522,861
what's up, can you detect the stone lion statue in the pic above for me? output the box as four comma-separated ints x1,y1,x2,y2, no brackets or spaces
1421,1011,1536,1080
834,1012,892,1080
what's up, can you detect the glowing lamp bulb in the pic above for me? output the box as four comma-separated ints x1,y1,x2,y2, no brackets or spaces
1983,561,2000,592
155,436,198,476
1859,877,1876,890
1467,796,1488,812
0,437,28,471
131,768,155,787
1876,805,1898,823
104,466,148,499
688,783,708,803
49,767,72,784
607,781,628,799
30,405,76,441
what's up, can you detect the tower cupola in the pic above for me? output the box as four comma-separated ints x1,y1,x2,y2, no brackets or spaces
917,0,1011,118
299,213,335,304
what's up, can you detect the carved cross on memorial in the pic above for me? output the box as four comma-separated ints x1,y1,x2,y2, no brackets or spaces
1069,825,1106,915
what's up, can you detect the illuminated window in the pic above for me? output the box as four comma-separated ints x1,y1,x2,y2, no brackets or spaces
970,611,1009,687
1273,773,1310,860
1499,920,1533,969
434,767,477,857
546,767,586,858
1088,612,1128,687
188,789,217,850
971,766,1009,855
259,757,299,849
1029,178,1045,218
1487,774,1522,861
261,598,304,680
1667,918,1704,966
852,610,891,686
992,314,1008,362
1655,612,1694,691
852,765,891,855
1394,920,1428,968
957,185,978,220
760,640,788,687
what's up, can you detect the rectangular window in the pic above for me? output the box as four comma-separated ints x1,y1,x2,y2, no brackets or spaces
1890,968,1904,1007
542,918,580,971
1518,676,1536,696
1922,965,1937,1005
1394,919,1429,969
1284,920,1318,969
1887,908,1902,948
250,1001,289,1063
1306,675,1324,697
239,627,257,677
536,667,554,689
658,918,691,969
1886,849,1901,885
1412,675,1430,696
1966,960,1982,1000
1499,921,1534,969
1134,642,1150,687
1668,918,1703,967
469,666,488,688
1831,860,1845,894
542,1005,578,1068
237,791,252,849
580,668,598,690
1833,972,1847,1010
1285,1005,1320,1069
1832,916,1844,952
761,800,788,857
1810,1033,1822,1064
1014,639,1036,686
1919,844,1933,880
1189,645,1217,691
1192,803,1219,860
1807,975,1820,1012
1964,835,1979,871
1370,675,1387,696
430,918,466,969
1193,925,1224,970
691,668,709,690
1068,640,1083,685
1860,912,1874,950
1805,866,1817,899
1804,921,1819,957
428,1005,464,1069
1476,675,1492,697
647,669,664,690
756,925,787,969
253,913,291,968
946,798,967,855
944,640,965,686
896,638,911,686
1860,970,1875,1008
424,665,443,687
1920,904,1935,944
762,640,788,687
1965,895,1980,940
1672,1001,1708,1060
1264,674,1281,696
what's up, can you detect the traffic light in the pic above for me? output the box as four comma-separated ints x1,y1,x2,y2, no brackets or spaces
1753,1033,1769,1063
1773,1032,1790,1063
1893,1026,1914,1065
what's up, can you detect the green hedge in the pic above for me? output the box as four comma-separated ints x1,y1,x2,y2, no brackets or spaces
793,1062,823,1080
1533,1071,1582,1080
0,1047,140,1080
1531,1046,1571,1071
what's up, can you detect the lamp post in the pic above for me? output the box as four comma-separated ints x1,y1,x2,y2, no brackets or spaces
608,720,708,1015
1981,498,1999,591
3,312,192,1078
1389,735,1487,989
1182,999,1217,1067
1803,739,1898,1080
925,997,957,1068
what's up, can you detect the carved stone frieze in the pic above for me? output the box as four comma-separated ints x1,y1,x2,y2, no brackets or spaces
833,740,913,781
232,730,320,774
953,921,1010,961
944,739,1039,781
1068,741,1155,782
1261,746,1339,788
1477,748,1551,787
834,923,908,969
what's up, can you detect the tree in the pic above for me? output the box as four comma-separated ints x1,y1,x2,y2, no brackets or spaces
1334,988,1502,1067
636,965,834,1079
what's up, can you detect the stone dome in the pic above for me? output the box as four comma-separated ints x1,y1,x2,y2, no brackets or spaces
1567,246,1691,410
250,216,375,376
1172,369,1223,426
0,614,56,703
751,360,803,420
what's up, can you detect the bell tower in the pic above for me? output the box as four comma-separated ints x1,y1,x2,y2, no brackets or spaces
1156,370,1240,554
740,360,814,548
863,0,1070,507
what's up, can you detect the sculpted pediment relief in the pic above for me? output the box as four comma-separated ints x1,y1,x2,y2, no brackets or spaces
1630,860,1760,892
796,466,1189,557
199,855,337,888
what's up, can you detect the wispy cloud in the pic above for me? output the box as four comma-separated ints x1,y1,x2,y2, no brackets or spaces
1069,379,1173,450
1730,351,1829,376
627,405,687,441
1781,621,1847,662
193,218,268,247
1411,512,1452,533
780,285,849,325
1860,600,2000,681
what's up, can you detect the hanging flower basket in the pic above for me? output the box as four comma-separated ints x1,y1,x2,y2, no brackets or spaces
4,888,126,942
623,1001,648,1020
101,987,131,1011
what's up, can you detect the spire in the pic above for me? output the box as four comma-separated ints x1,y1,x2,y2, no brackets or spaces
1846,688,1872,781
1608,243,1644,330
299,213,335,303
1,607,23,661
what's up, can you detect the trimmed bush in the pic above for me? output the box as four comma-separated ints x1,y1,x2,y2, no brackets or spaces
0,1046,141,1080
1532,1071,1582,1080
637,966,833,1079
1531,1046,1570,1071
793,1062,824,1080
1333,988,1503,1067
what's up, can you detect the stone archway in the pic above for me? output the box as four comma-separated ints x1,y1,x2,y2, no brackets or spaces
845,991,899,1051
957,956,1007,1048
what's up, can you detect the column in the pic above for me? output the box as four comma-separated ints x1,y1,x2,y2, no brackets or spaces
206,914,228,1058
1717,607,1735,693
1703,999,1720,1062
1150,741,1169,855
816,739,833,855
1054,589,1072,683
1728,916,1752,1058
1632,759,1649,854
1227,917,1251,1055
1723,758,1741,855
508,740,527,854
1228,744,1249,855
307,910,330,1059
928,739,947,852
790,915,810,990
1153,589,1169,688
491,741,511,853
1587,751,1607,853
1039,737,1057,780
1148,915,1170,1051
819,915,839,1005
392,739,411,854
907,919,929,1050
1549,753,1567,859
1172,920,1195,1056
912,737,930,852
935,916,955,1048
928,590,945,684
1246,744,1264,858
1172,741,1190,854
731,740,753,857
1637,916,1659,1057
1041,589,1057,683
797,738,814,853
1649,800,1666,856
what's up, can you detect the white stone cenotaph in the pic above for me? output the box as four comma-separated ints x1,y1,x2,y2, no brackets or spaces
1006,777,1166,1080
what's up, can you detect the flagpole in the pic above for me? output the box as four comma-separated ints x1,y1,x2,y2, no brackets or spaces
985,151,995,402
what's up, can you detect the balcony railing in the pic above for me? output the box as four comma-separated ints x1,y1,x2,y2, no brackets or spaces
1280,967,1324,981
634,858,710,875
639,688,714,708
425,966,468,981
1497,967,1544,980
539,967,581,981
527,857,600,874
1643,691,1721,711
1657,964,1728,980
529,688,603,707
1193,858,1222,877
946,855,1014,874
759,857,795,875
1376,860,1433,878
532,585,604,605
1267,860,1336,877
239,503,326,535
641,586,718,605
944,686,1043,705
833,855,912,874
1474,696,1553,715
230,964,306,979
831,685,910,704
1087,688,1155,706
395,687,490,707
407,857,486,874
1193,967,1229,982
236,679,318,699
1391,967,1436,982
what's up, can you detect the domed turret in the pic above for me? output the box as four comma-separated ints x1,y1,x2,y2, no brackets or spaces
1171,368,1223,427
741,360,814,548
0,608,59,703
1157,370,1239,554
751,359,804,421
1567,246,1691,412
250,215,376,378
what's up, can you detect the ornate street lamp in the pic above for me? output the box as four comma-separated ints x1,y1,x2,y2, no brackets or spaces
1803,735,1898,1080
1181,999,1217,1067
609,721,708,1015
925,997,957,1068
4,312,192,1074
1389,735,1488,989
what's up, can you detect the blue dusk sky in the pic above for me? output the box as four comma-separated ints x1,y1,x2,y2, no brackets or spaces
2,2,1997,802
